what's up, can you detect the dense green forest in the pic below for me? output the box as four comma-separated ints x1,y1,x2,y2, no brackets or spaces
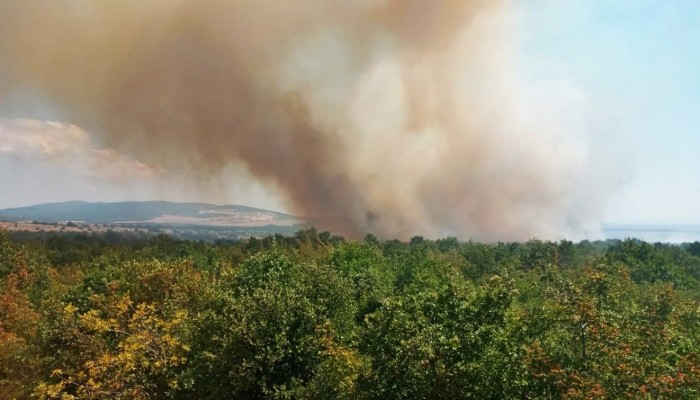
1,229,699,399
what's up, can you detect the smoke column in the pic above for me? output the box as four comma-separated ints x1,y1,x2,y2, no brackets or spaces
0,0,613,240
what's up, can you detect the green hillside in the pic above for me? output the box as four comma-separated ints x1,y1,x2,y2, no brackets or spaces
0,200,296,223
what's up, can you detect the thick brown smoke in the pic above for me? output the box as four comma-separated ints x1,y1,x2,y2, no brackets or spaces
0,0,611,240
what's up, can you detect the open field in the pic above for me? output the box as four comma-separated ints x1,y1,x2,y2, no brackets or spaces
0,220,305,242
0,220,136,234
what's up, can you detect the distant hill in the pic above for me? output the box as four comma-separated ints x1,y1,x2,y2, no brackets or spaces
0,201,301,227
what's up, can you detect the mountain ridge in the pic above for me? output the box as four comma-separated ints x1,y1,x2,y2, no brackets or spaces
0,200,300,226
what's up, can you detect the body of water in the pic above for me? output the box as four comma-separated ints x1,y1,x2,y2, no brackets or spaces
603,224,700,243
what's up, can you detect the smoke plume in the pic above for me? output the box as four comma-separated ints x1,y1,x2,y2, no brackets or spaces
0,0,613,240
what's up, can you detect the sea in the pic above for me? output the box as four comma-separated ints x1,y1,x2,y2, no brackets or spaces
602,224,700,244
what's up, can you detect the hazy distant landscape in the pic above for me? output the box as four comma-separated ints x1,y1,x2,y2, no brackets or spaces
3,201,700,244
0,201,305,241
603,224,700,244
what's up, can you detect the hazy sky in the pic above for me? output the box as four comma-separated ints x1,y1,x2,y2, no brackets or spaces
519,0,700,225
1,1,699,229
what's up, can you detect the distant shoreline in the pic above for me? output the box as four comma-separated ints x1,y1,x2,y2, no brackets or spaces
603,224,700,243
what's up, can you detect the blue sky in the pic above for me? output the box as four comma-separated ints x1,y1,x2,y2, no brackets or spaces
519,0,700,224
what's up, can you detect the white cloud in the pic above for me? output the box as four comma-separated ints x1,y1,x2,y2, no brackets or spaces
0,118,160,182
0,118,292,211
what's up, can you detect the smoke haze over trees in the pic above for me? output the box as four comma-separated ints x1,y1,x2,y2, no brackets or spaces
0,1,622,241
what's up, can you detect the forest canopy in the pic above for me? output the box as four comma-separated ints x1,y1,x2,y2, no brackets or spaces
1,229,699,399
